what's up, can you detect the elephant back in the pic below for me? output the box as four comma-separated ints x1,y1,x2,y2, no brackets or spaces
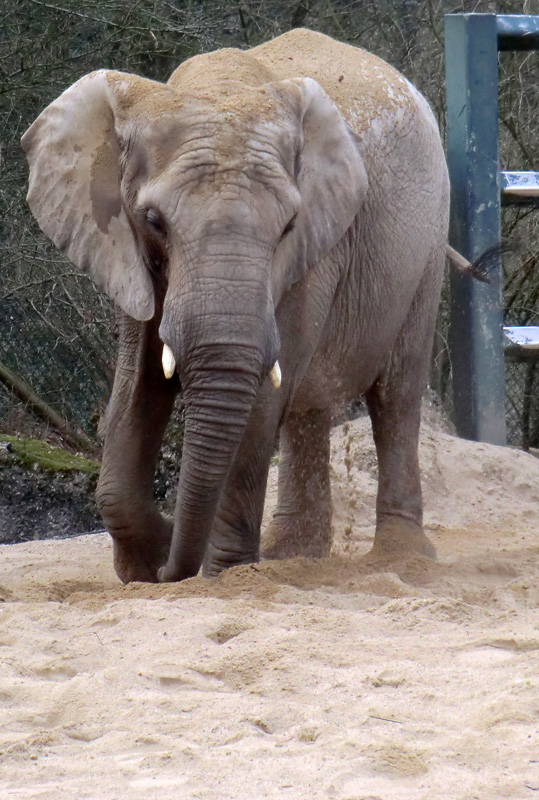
251,28,425,140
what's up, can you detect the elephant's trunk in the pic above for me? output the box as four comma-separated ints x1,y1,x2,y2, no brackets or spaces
157,260,279,582
158,344,263,581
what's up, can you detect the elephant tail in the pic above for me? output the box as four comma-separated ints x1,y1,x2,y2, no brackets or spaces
446,242,510,283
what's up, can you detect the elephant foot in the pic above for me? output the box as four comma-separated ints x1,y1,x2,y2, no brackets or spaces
262,513,332,560
369,518,436,560
112,518,173,583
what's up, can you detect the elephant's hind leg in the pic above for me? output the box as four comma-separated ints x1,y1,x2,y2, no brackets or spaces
366,377,435,560
262,408,332,560
365,262,442,560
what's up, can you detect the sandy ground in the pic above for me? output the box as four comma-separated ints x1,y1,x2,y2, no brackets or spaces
0,411,538,799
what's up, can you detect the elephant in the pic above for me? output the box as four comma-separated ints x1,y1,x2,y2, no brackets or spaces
22,28,451,583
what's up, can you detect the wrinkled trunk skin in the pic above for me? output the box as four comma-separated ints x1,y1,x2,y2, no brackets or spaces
158,345,263,582
157,249,278,582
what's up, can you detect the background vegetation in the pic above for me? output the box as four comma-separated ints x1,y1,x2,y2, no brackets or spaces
2,0,539,449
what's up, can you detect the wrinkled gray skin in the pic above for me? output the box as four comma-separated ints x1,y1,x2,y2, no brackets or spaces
22,29,449,583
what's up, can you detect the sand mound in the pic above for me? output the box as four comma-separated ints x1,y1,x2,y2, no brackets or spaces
1,413,538,799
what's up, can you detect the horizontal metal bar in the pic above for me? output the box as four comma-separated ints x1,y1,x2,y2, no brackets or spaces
504,325,539,347
501,171,539,206
501,171,539,195
504,326,539,362
497,14,539,50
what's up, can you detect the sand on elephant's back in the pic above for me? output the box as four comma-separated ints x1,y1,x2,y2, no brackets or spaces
253,28,413,125
1,410,538,799
166,28,415,135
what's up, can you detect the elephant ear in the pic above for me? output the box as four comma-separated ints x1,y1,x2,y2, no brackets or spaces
274,77,368,293
21,70,155,321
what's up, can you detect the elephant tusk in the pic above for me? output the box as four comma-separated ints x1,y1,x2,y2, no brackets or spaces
162,344,176,379
269,360,281,389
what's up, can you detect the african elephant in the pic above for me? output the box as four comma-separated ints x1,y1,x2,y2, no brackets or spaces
22,28,449,583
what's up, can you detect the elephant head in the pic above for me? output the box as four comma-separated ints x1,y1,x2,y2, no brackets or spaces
22,67,368,580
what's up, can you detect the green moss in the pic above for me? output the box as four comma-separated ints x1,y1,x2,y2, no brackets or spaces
0,435,100,475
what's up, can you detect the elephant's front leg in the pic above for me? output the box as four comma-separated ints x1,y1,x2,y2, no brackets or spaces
96,311,179,583
263,408,333,560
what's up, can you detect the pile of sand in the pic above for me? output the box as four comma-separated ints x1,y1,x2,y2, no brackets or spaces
1,411,538,799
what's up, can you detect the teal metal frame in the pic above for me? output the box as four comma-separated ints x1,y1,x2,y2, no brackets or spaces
444,13,539,445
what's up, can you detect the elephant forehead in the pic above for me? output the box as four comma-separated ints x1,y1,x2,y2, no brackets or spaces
176,89,291,150
133,111,296,201
139,90,291,161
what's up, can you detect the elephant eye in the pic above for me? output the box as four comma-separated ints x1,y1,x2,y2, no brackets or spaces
144,207,167,238
281,214,297,239
141,207,169,282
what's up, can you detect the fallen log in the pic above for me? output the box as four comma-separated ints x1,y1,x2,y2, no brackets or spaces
0,359,95,454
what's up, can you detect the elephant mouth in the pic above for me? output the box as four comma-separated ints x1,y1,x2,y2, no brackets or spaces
160,339,281,389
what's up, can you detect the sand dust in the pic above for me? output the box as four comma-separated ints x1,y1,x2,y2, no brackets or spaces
1,410,538,799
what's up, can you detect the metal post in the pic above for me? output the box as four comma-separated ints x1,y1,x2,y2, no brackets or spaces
445,13,506,445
